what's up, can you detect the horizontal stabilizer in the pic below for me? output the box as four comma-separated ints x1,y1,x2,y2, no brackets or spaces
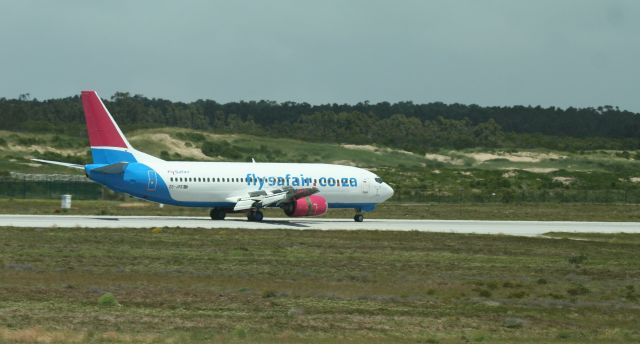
31,159,84,170
92,162,129,174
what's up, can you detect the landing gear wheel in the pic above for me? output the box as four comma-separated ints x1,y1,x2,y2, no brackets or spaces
210,208,226,220
247,210,264,222
354,214,364,222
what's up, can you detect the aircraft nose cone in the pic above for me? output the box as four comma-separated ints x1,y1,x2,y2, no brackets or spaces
383,183,394,201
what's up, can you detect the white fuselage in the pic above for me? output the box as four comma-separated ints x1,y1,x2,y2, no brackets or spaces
156,161,393,207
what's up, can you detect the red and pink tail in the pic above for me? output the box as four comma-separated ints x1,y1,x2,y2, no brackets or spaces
81,90,137,164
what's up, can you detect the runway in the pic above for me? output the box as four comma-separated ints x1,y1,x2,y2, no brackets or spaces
0,214,639,236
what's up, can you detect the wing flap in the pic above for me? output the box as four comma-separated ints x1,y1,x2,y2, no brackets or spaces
233,199,256,211
230,186,320,210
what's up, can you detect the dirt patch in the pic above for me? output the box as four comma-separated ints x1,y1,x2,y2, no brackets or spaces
341,144,379,152
424,153,465,165
553,176,574,185
523,168,559,173
342,144,415,156
502,170,518,178
332,160,357,166
8,144,83,156
465,151,566,163
630,177,640,183
142,133,211,160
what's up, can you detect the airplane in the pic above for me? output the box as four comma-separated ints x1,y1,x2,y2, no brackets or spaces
33,91,394,222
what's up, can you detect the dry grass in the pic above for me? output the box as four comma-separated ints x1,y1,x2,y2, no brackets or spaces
1,227,640,343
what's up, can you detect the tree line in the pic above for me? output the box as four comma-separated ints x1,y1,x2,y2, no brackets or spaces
1,92,639,152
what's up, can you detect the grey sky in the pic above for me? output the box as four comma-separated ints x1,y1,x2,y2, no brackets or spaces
1,1,639,111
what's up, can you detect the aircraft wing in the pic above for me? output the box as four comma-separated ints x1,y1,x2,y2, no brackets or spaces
231,186,319,211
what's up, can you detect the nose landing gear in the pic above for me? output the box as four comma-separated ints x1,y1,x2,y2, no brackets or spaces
354,210,364,223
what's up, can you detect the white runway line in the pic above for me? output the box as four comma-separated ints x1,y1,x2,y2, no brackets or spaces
0,215,639,236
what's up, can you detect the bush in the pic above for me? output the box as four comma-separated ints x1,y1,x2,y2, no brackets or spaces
175,132,206,143
477,289,492,298
262,290,277,298
503,317,525,329
508,291,528,299
567,284,590,296
568,254,587,265
97,292,120,307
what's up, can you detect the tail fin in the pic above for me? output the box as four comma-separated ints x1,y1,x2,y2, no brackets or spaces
82,91,137,164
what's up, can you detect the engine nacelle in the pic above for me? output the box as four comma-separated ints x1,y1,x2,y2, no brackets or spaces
283,195,328,217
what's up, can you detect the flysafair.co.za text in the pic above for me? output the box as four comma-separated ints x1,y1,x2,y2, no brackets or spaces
246,173,358,190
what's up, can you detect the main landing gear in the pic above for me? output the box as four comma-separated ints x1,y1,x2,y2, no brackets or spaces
210,208,264,222
247,210,264,222
354,210,364,222
210,208,226,220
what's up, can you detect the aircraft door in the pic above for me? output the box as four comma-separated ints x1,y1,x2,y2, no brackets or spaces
362,178,370,194
147,170,157,191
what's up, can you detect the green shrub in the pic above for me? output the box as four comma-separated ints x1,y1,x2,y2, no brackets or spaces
175,132,206,143
567,284,590,296
262,290,277,298
97,292,120,307
568,254,587,265
477,289,492,298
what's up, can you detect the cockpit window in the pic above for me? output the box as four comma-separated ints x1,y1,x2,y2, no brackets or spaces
375,177,383,184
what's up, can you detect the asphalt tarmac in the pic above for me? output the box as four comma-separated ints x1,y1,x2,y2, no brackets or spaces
1,214,639,236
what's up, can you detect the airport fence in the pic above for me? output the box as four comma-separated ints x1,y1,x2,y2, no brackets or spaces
0,174,104,200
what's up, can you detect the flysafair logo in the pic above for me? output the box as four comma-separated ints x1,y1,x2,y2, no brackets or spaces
246,173,358,190
167,170,189,175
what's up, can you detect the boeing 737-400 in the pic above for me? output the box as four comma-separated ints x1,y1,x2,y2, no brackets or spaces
34,91,394,222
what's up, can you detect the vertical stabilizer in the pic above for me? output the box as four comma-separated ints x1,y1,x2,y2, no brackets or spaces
81,90,137,164
81,90,165,165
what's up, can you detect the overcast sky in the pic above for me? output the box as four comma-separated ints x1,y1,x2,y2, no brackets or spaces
1,1,638,111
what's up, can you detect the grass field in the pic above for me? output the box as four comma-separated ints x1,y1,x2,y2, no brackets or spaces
1,199,640,222
1,227,639,343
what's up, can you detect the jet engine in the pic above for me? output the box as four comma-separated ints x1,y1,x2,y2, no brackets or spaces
283,195,328,217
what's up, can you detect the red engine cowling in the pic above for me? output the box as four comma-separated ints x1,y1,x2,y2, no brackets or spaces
284,195,328,217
